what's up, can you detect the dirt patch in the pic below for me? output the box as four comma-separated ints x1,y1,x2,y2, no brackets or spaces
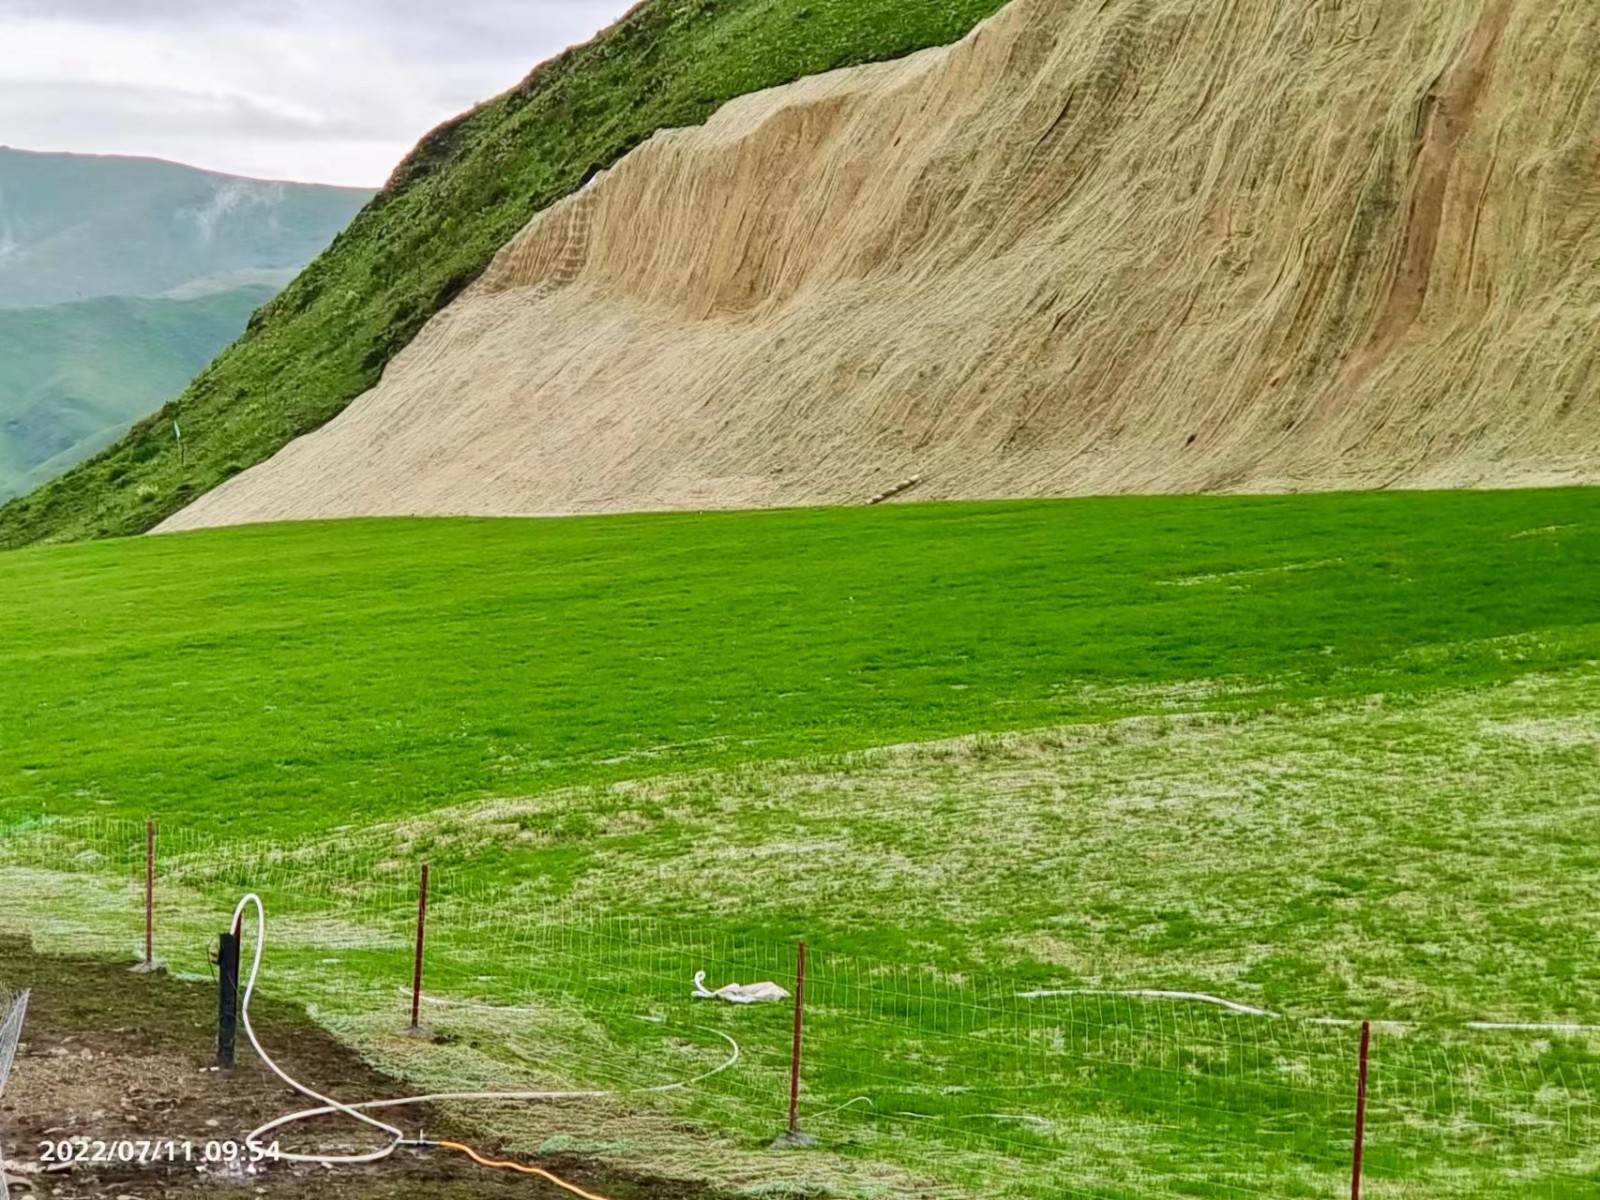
0,939,721,1199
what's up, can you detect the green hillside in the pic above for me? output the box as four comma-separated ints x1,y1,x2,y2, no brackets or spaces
0,286,274,500
0,0,1010,549
6,486,1597,838
0,148,371,309
2,491,1598,1196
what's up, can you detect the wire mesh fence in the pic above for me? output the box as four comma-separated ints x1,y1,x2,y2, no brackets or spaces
0,983,30,1200
0,815,1596,1197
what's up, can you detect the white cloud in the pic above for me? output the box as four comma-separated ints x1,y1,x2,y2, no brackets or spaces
0,1,632,186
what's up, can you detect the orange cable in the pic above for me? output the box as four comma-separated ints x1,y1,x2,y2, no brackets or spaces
436,1139,617,1200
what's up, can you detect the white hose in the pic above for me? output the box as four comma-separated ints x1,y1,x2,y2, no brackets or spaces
230,893,741,1166
397,987,539,1014
1018,988,1278,1017
1019,986,1600,1033
233,894,406,1164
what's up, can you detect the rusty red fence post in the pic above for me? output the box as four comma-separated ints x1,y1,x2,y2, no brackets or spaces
1352,1019,1372,1200
789,941,808,1136
143,819,155,965
410,862,430,1030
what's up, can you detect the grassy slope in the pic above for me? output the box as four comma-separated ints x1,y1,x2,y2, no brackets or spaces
0,0,1011,549
3,490,1597,837
0,286,276,499
4,490,1599,1195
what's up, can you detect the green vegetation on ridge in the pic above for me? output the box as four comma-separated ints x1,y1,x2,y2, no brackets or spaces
0,0,1011,548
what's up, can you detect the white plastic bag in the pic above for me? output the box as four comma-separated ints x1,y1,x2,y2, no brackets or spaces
691,970,790,1004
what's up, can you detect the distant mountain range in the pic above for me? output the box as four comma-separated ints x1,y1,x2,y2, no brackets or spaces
0,147,371,308
0,286,277,499
0,147,370,497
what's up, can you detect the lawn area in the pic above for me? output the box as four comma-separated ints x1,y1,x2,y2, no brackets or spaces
3,489,1598,835
3,490,1599,1197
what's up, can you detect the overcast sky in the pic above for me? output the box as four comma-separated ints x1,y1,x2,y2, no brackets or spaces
0,0,634,188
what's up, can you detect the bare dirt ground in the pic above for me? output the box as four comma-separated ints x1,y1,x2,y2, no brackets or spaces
0,939,719,1199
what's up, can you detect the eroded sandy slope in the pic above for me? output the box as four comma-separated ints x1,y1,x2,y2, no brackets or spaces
162,0,1600,530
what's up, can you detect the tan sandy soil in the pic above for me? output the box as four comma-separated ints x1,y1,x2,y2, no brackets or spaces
161,0,1600,531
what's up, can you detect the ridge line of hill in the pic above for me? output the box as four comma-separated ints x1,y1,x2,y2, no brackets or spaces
0,143,374,191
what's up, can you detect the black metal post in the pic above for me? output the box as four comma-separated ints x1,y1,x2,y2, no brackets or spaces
411,863,430,1030
217,932,239,1069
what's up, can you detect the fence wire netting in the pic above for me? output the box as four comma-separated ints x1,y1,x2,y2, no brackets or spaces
0,816,1596,1198
0,983,30,1200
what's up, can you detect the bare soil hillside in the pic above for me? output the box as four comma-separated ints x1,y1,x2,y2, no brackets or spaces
160,0,1600,531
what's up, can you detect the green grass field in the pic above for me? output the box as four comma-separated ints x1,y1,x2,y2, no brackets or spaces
3,491,1599,1196
5,489,1598,832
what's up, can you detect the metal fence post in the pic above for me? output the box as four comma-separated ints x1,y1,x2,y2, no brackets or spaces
773,941,816,1147
143,820,155,966
790,940,807,1135
409,862,430,1033
217,931,239,1070
1352,1020,1372,1200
